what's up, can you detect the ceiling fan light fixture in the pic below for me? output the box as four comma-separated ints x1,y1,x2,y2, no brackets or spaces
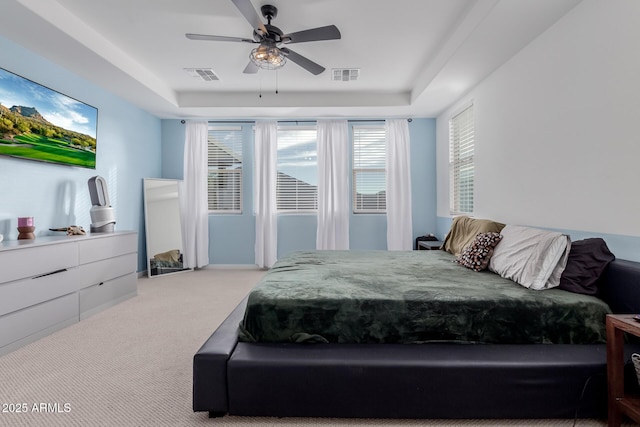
250,45,286,70
186,1,339,75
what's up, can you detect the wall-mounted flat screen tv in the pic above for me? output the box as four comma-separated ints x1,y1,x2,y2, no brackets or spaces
0,67,98,169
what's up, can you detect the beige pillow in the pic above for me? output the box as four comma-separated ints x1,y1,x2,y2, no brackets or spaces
442,216,505,256
153,249,180,262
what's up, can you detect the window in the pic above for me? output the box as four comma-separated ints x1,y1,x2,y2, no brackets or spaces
207,126,243,213
352,125,386,213
276,126,318,212
449,104,474,214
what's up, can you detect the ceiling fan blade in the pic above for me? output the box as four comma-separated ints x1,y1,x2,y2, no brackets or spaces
282,25,341,44
243,61,259,74
186,33,256,43
280,47,325,75
230,0,268,35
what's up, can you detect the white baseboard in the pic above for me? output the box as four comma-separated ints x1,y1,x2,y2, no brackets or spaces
203,264,263,270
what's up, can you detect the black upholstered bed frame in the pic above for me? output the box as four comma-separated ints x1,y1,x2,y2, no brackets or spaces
193,258,640,419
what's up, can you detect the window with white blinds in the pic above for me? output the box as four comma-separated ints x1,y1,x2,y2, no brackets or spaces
449,104,474,214
277,126,318,212
208,126,243,213
352,125,386,213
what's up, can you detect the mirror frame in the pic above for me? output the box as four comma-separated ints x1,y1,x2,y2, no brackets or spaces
143,178,190,278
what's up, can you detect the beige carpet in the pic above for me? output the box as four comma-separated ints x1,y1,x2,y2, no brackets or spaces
0,268,633,427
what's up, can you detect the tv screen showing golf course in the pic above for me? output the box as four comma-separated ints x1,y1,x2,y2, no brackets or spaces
0,67,98,169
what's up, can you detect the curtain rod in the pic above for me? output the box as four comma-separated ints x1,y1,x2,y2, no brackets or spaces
180,119,412,124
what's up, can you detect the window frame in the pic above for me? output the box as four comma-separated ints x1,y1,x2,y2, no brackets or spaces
276,125,318,214
449,103,475,215
352,124,387,214
207,125,243,214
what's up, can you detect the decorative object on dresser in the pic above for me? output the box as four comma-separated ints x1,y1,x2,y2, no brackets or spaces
16,226,35,240
88,175,116,233
17,216,35,240
49,225,87,236
0,231,137,356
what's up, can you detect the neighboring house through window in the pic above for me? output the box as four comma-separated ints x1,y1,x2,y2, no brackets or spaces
276,126,318,212
449,103,474,214
207,126,243,213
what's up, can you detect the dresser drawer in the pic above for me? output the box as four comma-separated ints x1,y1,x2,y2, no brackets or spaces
0,293,78,350
0,267,79,316
0,243,78,285
75,253,137,290
79,273,137,320
77,232,137,265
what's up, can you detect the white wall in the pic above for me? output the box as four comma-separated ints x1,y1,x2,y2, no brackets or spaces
437,0,640,239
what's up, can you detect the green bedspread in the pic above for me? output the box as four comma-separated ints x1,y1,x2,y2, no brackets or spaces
239,250,611,344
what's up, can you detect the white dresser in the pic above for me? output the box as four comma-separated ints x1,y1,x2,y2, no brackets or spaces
0,231,138,356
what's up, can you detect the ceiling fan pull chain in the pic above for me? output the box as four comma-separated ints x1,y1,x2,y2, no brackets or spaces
276,70,279,94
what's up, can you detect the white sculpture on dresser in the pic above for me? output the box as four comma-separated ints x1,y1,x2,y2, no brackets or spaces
88,175,116,233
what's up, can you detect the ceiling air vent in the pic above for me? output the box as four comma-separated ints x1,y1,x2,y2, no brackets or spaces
184,68,220,82
332,68,359,82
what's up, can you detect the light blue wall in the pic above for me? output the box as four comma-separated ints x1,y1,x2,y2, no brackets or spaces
0,35,162,271
409,118,437,241
211,125,256,264
160,120,184,179
436,216,454,242
160,118,437,264
348,118,437,251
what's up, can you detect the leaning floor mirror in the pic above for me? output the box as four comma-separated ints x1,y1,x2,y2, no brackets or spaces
143,178,190,277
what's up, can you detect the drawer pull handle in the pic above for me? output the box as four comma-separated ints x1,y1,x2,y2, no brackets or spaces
32,269,67,279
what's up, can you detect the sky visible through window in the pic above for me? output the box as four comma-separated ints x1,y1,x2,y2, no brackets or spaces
277,128,317,186
353,126,386,195
275,126,386,195
0,68,97,138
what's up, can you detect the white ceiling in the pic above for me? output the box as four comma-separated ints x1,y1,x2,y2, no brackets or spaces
0,0,581,119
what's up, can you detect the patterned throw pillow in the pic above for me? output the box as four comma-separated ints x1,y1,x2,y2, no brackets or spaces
456,232,503,272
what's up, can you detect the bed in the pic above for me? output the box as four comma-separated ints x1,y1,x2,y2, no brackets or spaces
193,219,640,419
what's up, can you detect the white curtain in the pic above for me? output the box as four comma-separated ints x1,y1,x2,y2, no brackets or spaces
254,121,278,268
385,119,413,250
180,121,209,268
316,120,350,250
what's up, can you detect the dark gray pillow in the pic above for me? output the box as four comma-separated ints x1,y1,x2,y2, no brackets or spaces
559,238,615,295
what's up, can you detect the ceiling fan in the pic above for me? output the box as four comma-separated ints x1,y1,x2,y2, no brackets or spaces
186,0,341,75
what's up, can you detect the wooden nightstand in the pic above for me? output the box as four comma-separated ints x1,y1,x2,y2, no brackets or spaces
606,314,640,426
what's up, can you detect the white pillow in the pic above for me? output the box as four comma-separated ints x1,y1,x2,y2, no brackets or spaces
488,225,571,290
